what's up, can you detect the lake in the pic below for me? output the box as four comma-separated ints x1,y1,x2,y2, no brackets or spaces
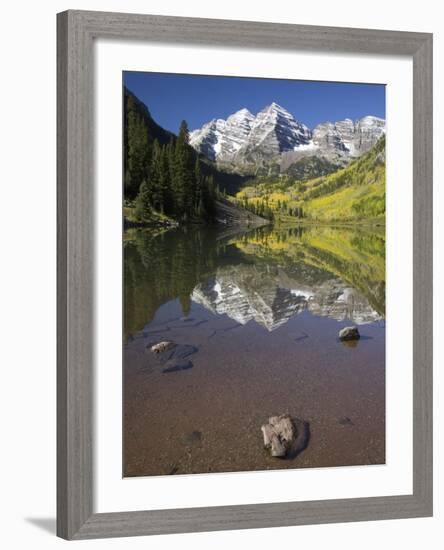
123,224,385,477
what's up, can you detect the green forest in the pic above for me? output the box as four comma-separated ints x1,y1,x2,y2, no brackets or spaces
124,91,220,225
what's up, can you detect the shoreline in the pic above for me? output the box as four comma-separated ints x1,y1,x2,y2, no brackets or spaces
123,217,386,235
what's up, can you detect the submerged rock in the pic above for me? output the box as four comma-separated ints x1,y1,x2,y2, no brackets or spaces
147,341,199,373
182,430,202,445
162,343,196,359
150,341,176,354
163,360,193,373
149,343,199,373
261,414,297,458
339,326,360,341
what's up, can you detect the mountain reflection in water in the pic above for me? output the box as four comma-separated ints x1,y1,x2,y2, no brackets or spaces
124,224,385,339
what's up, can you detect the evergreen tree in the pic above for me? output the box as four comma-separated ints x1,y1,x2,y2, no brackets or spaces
173,120,195,220
125,95,151,199
160,146,172,214
202,175,216,219
149,140,163,211
194,158,203,216
134,180,152,222
166,139,176,214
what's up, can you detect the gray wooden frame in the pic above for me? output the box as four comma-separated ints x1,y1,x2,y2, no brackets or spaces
57,9,433,540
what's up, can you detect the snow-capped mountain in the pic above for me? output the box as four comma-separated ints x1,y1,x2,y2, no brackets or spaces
312,116,385,157
237,103,312,162
190,103,385,170
190,108,255,162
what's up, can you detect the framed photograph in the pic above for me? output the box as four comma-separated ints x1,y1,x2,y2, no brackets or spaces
57,10,433,539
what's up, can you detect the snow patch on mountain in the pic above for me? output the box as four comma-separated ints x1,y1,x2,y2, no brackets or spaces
294,141,318,152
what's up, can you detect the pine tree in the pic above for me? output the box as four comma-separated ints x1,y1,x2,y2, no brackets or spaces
202,175,216,219
149,140,163,211
173,120,195,220
166,139,176,214
194,158,203,216
160,146,172,214
125,96,151,199
134,180,152,222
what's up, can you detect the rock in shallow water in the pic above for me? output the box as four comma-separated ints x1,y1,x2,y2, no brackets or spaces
162,359,193,373
182,430,202,445
150,341,176,354
146,342,198,373
261,414,297,458
339,326,360,341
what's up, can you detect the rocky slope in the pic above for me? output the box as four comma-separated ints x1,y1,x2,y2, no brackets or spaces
214,198,269,228
311,115,385,157
238,103,312,164
190,103,385,172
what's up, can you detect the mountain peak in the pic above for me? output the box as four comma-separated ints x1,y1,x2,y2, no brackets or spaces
227,108,255,123
190,103,385,166
358,115,385,126
269,101,285,110
234,107,254,117
263,102,291,115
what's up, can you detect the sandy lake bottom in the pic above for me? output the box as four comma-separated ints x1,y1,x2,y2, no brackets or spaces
123,225,385,477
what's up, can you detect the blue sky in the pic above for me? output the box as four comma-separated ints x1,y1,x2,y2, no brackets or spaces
123,72,385,133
